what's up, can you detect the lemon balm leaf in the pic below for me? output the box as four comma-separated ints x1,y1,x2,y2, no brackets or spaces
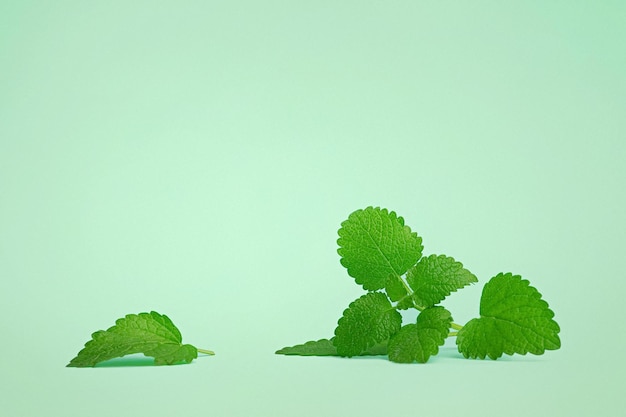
407,254,478,308
276,206,562,364
337,207,423,291
395,296,416,310
333,292,402,357
275,338,388,356
385,274,408,302
387,306,452,363
275,339,338,356
67,311,209,367
456,273,561,359
385,275,415,309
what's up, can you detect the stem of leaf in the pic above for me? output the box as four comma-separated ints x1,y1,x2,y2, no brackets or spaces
448,331,458,337
450,322,463,331
398,276,425,311
399,277,414,299
197,348,215,355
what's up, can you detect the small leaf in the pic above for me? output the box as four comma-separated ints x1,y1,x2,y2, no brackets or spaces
386,275,415,309
333,292,402,357
276,339,337,356
385,275,408,302
338,207,423,291
456,273,561,359
406,254,478,308
276,338,388,356
67,311,201,367
395,296,415,310
387,307,452,363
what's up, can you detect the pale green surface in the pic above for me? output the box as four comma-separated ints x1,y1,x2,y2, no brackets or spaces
1,1,625,416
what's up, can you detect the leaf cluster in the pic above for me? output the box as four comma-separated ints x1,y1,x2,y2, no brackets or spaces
276,207,561,363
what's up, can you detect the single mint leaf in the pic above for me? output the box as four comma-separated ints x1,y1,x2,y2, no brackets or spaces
406,254,478,308
337,207,423,291
385,274,408,302
387,306,452,363
276,338,388,356
333,292,402,357
276,339,337,356
456,273,561,359
67,311,202,367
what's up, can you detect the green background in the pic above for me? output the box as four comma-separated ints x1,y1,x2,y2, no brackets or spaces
1,1,624,416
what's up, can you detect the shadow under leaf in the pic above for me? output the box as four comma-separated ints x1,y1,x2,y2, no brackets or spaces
93,354,191,367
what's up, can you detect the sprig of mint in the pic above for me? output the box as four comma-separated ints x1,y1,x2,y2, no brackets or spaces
67,311,214,367
276,206,561,363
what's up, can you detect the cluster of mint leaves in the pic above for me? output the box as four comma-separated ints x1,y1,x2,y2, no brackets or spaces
276,206,561,363
68,207,561,367
67,311,214,367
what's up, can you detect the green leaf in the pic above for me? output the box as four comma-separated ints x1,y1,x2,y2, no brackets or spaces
456,273,561,359
333,292,402,357
337,207,423,291
67,311,201,367
395,296,415,310
385,274,408,302
385,275,415,309
275,338,388,356
406,254,478,308
276,339,337,356
387,306,452,363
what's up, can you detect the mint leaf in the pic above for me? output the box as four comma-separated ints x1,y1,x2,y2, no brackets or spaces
385,275,415,309
333,292,402,357
276,338,388,356
276,339,338,356
337,207,423,290
67,311,211,367
395,296,415,310
277,206,562,365
456,273,561,359
406,254,477,308
387,306,452,363
385,274,408,302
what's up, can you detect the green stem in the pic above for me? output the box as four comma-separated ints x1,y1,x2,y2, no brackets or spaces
398,275,425,311
448,331,458,337
197,348,215,355
399,276,413,297
450,322,463,331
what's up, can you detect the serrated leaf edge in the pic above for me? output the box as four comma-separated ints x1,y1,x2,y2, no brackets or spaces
67,311,198,367
456,273,561,360
407,254,478,308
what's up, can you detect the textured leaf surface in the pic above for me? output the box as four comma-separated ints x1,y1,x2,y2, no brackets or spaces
456,273,561,359
276,338,387,356
407,254,477,308
337,207,423,290
67,311,198,367
387,307,452,363
334,292,402,357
